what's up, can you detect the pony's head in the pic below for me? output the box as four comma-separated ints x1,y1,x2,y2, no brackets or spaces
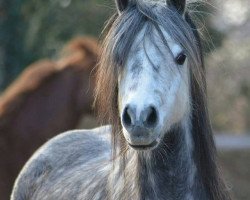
118,22,191,149
96,0,203,151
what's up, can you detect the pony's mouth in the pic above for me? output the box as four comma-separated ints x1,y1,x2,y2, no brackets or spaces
128,140,158,150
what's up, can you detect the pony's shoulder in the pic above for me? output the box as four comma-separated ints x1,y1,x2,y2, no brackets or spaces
11,125,111,200
43,125,111,153
29,125,111,165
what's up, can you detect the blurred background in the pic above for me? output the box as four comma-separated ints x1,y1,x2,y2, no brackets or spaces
0,0,249,199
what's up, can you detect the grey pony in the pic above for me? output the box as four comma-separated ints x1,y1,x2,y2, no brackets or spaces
11,0,231,199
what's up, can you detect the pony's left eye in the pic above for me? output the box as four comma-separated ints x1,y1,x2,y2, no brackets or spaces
175,53,186,65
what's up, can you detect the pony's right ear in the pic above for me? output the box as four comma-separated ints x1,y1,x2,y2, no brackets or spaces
115,0,129,14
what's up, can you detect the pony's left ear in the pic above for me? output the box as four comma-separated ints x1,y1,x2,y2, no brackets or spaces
166,0,186,15
115,0,129,14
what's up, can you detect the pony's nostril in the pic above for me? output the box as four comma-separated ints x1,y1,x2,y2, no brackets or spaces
145,106,158,127
122,106,132,127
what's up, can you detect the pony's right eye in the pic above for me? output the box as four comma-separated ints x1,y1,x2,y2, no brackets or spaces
175,53,186,65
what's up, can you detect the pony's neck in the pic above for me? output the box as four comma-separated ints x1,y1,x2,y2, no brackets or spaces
110,116,208,200
136,116,197,200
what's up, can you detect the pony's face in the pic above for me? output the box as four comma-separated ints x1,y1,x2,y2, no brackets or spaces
118,25,190,150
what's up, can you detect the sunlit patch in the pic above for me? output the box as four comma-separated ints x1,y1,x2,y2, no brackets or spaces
223,0,248,25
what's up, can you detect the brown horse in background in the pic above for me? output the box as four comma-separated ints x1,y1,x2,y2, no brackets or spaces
0,37,99,200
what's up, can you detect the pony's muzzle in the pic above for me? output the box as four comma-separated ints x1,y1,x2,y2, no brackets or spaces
122,105,158,128
122,104,159,147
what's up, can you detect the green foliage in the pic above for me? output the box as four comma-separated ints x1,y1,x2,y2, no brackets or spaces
21,0,114,57
0,0,28,89
0,0,114,90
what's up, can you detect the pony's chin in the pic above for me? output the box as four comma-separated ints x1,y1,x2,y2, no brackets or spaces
128,140,158,150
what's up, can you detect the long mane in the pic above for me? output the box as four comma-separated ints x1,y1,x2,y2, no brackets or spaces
95,1,231,199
